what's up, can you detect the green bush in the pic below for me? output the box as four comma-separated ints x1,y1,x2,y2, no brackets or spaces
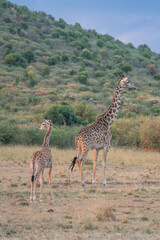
76,71,88,84
0,117,159,150
0,121,20,144
26,70,36,79
111,118,141,147
54,18,66,29
41,66,50,76
62,54,69,62
74,101,96,123
96,39,104,48
23,49,35,63
139,117,160,150
48,56,60,65
44,104,86,126
138,44,151,52
94,70,105,78
81,48,92,60
120,60,132,73
112,68,123,77
153,74,160,80
142,50,152,59
5,53,26,67
21,21,28,30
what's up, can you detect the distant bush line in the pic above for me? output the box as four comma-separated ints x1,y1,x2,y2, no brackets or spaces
0,117,159,150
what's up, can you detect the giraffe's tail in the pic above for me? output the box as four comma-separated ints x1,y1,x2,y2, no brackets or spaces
69,156,77,171
31,175,34,182
30,154,36,182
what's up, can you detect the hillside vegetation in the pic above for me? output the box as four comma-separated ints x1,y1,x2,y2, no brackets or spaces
0,0,159,149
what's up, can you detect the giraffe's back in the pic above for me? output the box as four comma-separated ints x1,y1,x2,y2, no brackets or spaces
30,147,52,170
76,120,111,150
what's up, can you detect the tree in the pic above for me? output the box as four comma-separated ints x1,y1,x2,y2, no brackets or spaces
74,101,96,123
23,49,35,63
62,54,69,62
81,48,92,60
41,66,50,76
48,56,60,65
5,53,26,67
54,18,66,29
112,68,123,77
138,44,151,52
44,104,85,126
96,39,104,48
147,64,158,75
120,61,132,73
76,71,88,84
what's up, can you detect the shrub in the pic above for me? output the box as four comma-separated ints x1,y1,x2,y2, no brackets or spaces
48,56,60,65
138,44,151,52
21,21,28,30
74,101,96,123
54,18,66,29
142,50,152,59
112,68,123,77
73,37,91,50
111,118,141,147
44,104,86,126
0,121,20,144
76,71,88,84
120,60,132,73
62,54,69,62
139,117,160,150
27,70,36,79
41,66,50,76
96,39,104,48
94,70,105,78
23,49,35,63
81,48,92,60
100,49,107,58
153,73,160,80
52,29,61,38
5,53,26,67
4,42,13,55
147,64,158,75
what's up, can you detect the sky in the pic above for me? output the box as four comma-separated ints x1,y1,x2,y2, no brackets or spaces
9,0,160,53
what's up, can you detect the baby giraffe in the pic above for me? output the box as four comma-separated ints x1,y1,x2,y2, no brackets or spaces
29,119,54,203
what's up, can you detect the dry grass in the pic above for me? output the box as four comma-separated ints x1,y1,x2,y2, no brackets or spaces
0,146,160,239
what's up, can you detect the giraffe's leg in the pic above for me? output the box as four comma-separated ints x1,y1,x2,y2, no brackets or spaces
102,146,109,188
33,170,40,202
30,178,34,202
92,149,99,187
77,148,82,170
47,167,54,202
39,170,44,203
79,150,89,188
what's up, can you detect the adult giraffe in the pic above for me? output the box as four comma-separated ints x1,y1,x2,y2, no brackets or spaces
69,76,136,188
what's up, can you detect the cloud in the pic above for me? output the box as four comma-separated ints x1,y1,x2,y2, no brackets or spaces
116,26,160,52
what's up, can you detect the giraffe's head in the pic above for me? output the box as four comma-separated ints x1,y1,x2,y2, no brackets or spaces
120,76,136,90
38,119,52,130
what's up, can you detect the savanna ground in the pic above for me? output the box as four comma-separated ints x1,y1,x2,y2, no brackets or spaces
0,146,160,240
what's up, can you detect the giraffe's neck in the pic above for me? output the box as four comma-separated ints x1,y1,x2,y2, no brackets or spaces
97,80,123,127
42,126,52,147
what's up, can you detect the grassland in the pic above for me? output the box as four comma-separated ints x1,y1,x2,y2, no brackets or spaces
0,146,160,239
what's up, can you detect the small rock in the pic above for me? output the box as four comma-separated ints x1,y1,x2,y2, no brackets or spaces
47,209,54,212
